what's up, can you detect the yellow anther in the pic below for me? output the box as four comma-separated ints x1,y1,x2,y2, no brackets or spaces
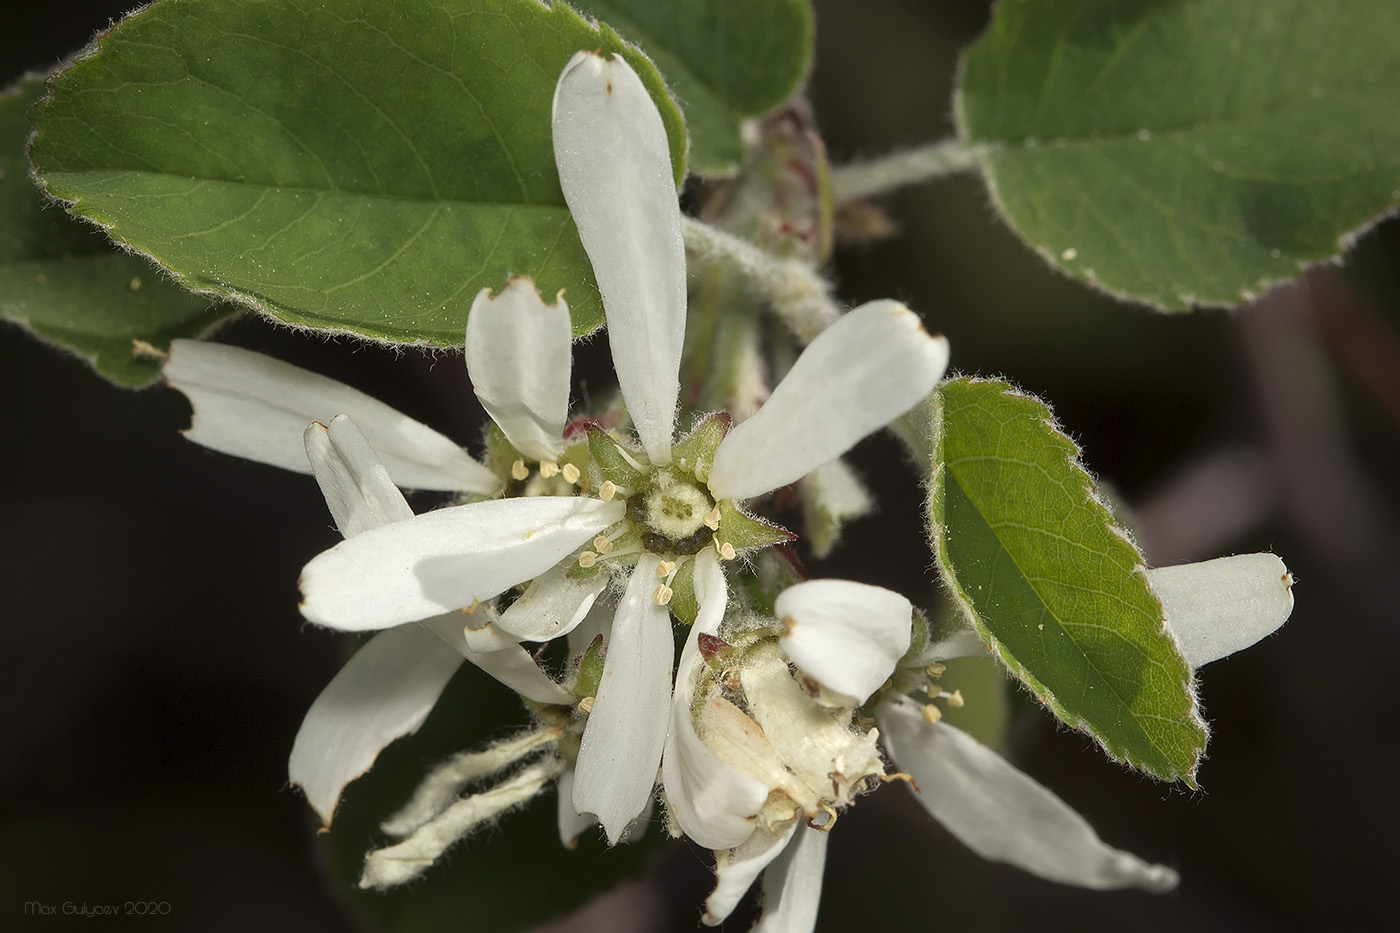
539,460,561,479
946,689,965,708
717,541,737,561
578,551,598,569
925,662,946,678
921,703,943,725
593,535,614,554
702,507,721,530
652,584,674,606
599,480,617,502
577,696,595,715
656,560,676,578
510,459,529,481
561,462,581,484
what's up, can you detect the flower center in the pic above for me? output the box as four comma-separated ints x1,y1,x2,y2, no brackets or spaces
628,474,716,556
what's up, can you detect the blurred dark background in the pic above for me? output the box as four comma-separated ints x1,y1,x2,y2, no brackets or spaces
4,1,1397,930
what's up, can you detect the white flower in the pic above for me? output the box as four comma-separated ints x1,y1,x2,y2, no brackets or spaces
673,554,1295,932
297,50,951,844
289,414,573,828
163,279,588,827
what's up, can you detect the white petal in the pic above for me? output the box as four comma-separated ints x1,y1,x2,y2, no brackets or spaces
418,613,574,706
753,824,829,933
555,768,596,849
552,51,683,465
800,458,873,558
914,628,993,665
496,563,607,642
775,580,912,704
572,555,674,843
304,415,414,539
164,339,497,493
662,550,768,850
289,624,463,827
464,279,572,462
1145,553,1295,669
876,696,1179,892
704,821,797,926
300,497,624,630
708,301,950,501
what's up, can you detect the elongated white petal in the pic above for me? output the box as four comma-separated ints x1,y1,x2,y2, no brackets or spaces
165,339,497,493
572,555,673,843
418,612,575,707
704,821,797,926
289,624,463,827
876,696,1179,892
556,768,596,849
775,580,911,704
300,497,624,631
464,280,572,462
496,563,607,642
553,51,683,464
663,550,768,850
1145,553,1295,669
304,416,414,538
754,824,829,933
708,301,950,500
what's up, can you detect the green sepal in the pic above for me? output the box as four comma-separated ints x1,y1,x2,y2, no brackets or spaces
586,426,648,488
574,633,606,700
717,498,795,552
484,422,523,484
670,411,731,483
668,557,699,626
929,377,1205,784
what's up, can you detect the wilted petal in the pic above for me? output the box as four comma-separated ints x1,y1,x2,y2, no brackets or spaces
708,301,949,501
663,550,768,850
300,497,623,631
572,555,674,843
289,624,463,827
753,824,829,933
704,821,797,926
553,51,684,465
876,696,1179,893
1146,553,1295,669
496,563,607,642
464,279,572,462
165,339,497,493
304,415,414,538
775,580,912,704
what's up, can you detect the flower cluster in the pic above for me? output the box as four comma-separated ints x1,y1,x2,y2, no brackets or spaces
161,49,1296,933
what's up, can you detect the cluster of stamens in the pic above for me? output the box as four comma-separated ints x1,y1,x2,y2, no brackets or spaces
918,662,965,724
510,458,583,486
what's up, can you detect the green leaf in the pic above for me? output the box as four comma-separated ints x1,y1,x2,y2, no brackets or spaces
957,0,1400,310
929,377,1204,783
29,0,688,346
1,77,227,387
572,0,814,175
